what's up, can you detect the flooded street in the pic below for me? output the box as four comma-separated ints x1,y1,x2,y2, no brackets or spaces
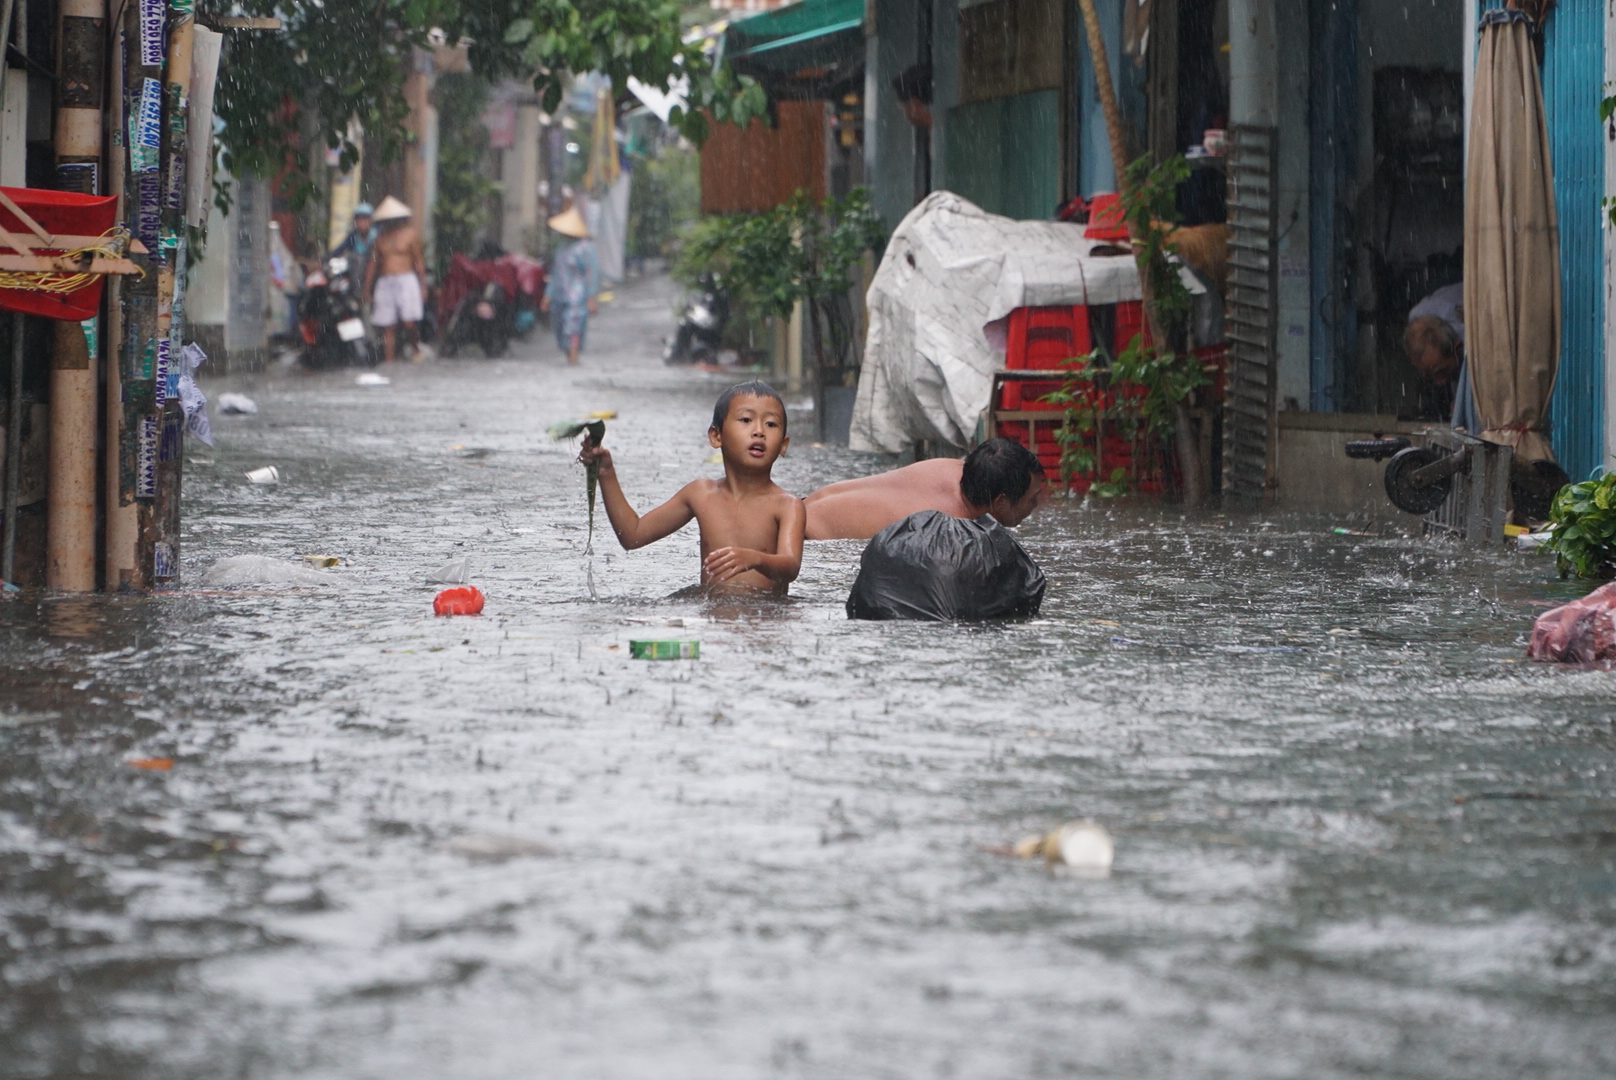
3,275,1615,1079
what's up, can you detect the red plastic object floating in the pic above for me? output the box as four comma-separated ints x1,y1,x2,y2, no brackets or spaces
434,586,485,616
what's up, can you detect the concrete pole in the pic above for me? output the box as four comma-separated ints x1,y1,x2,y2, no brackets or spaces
153,5,193,586
104,0,135,590
47,0,106,592
1227,0,1278,129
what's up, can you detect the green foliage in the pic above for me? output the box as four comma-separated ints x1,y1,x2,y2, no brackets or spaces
1041,335,1210,495
454,0,768,141
433,73,499,274
628,143,699,259
1041,154,1208,497
204,0,443,209
1604,90,1616,227
1545,472,1616,579
207,0,765,210
674,189,884,320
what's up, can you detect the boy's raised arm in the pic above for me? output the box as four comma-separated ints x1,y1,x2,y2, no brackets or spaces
579,441,695,550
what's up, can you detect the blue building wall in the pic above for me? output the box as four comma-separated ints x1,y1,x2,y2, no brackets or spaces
1541,1,1606,479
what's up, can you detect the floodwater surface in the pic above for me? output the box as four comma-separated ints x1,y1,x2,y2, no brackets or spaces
3,276,1615,1079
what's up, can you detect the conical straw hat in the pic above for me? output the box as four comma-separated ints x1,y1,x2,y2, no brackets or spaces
373,195,412,222
548,205,590,238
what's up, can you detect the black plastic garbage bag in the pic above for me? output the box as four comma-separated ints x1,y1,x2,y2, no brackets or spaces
846,511,1046,621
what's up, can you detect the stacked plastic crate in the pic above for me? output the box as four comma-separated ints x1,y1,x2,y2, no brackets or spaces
995,300,1166,494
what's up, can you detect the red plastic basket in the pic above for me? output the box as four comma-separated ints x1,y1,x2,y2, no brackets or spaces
0,186,121,321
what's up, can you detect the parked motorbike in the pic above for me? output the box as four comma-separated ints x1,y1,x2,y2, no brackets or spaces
297,254,374,369
443,279,513,358
437,251,545,359
664,273,729,365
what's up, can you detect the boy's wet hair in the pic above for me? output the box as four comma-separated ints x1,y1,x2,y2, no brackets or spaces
711,380,788,434
960,438,1045,507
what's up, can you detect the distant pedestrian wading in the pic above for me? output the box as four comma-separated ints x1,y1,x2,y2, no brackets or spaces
543,205,601,366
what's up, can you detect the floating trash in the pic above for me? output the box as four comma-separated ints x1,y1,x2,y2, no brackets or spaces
434,586,484,616
630,639,700,660
301,555,340,568
1013,820,1114,876
245,465,280,485
355,372,391,386
201,555,332,587
217,393,258,415
447,833,554,861
427,557,473,584
128,757,173,771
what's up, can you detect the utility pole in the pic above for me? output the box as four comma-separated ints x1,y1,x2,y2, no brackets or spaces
153,0,193,585
1,0,22,587
103,0,136,589
117,0,165,591
47,0,106,591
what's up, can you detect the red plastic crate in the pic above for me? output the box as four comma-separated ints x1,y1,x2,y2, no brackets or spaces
1113,300,1151,354
1003,305,1093,409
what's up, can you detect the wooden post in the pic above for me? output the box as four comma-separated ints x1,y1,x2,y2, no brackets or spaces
46,0,107,592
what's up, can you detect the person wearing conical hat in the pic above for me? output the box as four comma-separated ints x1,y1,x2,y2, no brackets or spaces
541,203,600,366
363,196,428,363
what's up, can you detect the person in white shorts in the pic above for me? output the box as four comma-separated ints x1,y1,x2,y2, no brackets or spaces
363,196,428,363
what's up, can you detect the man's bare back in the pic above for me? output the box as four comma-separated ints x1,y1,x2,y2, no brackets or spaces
804,459,973,540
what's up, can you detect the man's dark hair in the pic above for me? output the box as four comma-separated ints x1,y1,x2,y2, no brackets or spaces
892,62,933,105
960,438,1044,507
712,380,788,433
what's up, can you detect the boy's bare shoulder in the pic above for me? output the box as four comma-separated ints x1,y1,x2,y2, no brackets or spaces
765,484,805,513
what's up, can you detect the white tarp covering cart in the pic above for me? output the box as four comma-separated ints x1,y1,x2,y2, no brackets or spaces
851,191,1201,455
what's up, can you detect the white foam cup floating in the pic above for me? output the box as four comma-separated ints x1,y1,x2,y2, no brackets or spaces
1051,821,1114,876
245,465,280,485
1015,819,1115,877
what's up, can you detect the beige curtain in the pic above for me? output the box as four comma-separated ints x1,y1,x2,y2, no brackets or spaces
1464,13,1561,464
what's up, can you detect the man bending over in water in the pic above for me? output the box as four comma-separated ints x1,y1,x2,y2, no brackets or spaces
580,381,805,594
805,438,1047,540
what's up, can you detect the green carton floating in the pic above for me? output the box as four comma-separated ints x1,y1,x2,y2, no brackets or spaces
630,639,701,661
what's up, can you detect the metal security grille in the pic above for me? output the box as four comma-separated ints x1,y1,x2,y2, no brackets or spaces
1421,429,1514,548
1222,124,1279,502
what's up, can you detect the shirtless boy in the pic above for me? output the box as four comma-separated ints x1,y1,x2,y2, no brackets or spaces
363,196,427,364
804,438,1047,540
580,381,806,594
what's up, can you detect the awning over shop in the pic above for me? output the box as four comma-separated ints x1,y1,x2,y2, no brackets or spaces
723,0,864,85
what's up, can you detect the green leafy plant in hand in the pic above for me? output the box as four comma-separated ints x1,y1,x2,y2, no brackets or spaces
549,419,608,553
1545,472,1616,579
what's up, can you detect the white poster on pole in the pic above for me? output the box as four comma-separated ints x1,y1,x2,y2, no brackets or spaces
186,26,223,230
